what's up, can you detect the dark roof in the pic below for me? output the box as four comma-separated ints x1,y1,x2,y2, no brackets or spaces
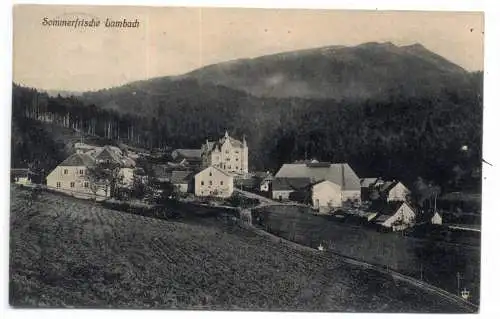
272,177,312,191
152,164,171,179
172,149,202,159
369,201,415,217
379,181,400,193
170,170,194,184
374,214,392,223
275,163,360,191
60,153,95,167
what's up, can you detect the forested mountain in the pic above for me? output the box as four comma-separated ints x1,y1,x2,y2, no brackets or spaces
184,42,473,99
12,42,483,192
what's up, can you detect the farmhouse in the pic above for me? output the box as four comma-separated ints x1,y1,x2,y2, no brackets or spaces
194,165,234,198
379,181,410,202
274,161,361,204
311,180,343,213
46,153,109,200
371,201,417,231
201,131,248,175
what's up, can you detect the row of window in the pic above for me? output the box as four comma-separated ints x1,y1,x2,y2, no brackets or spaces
201,180,224,186
56,181,89,188
63,169,86,175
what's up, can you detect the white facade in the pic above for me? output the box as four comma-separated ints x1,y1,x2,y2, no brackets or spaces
387,182,410,202
118,167,135,188
260,180,271,192
342,190,362,203
272,190,294,201
381,202,416,231
431,212,443,225
311,180,342,213
202,131,248,174
194,166,234,198
47,165,96,199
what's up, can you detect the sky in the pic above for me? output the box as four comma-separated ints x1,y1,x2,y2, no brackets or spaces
13,5,484,91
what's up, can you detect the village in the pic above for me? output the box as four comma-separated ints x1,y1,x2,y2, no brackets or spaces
11,129,448,233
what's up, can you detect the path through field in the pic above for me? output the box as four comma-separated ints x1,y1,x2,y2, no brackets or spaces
9,187,470,312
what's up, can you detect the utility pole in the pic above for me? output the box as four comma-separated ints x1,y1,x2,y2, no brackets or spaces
457,272,462,296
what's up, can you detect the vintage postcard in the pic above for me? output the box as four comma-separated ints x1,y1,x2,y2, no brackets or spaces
10,5,483,313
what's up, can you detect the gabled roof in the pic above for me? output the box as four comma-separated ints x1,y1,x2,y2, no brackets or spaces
59,153,95,167
172,149,202,159
196,165,232,177
369,200,413,217
170,170,194,184
272,177,312,191
95,146,122,164
379,181,401,193
275,163,360,191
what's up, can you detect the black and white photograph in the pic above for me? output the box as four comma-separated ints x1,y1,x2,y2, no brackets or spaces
8,4,485,314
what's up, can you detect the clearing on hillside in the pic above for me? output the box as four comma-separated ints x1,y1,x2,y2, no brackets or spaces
9,186,471,312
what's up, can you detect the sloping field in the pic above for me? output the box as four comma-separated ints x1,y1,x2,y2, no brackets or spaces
10,187,469,312
253,205,480,305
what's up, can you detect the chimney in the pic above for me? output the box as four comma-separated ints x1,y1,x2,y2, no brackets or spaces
341,164,346,189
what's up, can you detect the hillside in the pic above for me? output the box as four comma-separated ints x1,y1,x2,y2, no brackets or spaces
9,186,469,312
185,42,473,99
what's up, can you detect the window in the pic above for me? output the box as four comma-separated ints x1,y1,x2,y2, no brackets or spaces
236,158,239,162
220,181,224,186
236,166,239,170
209,181,213,186
79,169,84,175
56,182,61,188
63,169,68,175
225,150,229,154
84,182,89,188
70,182,75,188
209,172,212,177
226,157,230,161
235,150,239,154
201,181,205,186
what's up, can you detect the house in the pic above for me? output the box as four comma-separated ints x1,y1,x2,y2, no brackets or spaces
11,168,32,185
371,201,417,231
170,170,194,193
201,131,248,175
379,181,410,202
271,177,312,201
311,180,342,213
194,166,234,198
431,211,443,225
274,161,361,204
46,153,109,200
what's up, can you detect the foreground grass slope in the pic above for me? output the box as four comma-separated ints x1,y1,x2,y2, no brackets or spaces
10,187,466,312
